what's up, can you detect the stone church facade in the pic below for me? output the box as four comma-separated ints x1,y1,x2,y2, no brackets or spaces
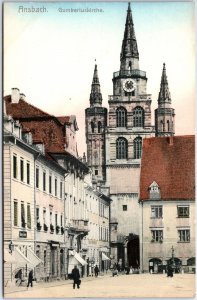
85,3,175,269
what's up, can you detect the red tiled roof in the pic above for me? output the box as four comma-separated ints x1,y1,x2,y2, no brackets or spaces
57,116,71,125
4,95,66,153
5,95,50,118
140,136,195,201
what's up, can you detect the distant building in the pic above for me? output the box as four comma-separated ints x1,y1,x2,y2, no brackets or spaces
139,136,195,273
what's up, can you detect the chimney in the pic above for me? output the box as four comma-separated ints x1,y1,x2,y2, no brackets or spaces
11,88,20,103
20,93,26,101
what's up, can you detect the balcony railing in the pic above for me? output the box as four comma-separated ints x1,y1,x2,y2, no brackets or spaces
113,69,146,79
108,94,152,101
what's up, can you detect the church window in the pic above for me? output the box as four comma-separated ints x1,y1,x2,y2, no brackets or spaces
91,121,95,133
134,137,142,159
98,121,102,133
133,107,144,127
116,137,128,159
167,120,170,131
116,107,127,127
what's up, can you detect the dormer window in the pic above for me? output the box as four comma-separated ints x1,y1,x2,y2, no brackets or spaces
149,181,160,199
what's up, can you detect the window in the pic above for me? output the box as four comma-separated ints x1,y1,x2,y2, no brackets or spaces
44,250,47,267
177,206,189,218
116,107,127,127
98,121,102,133
43,171,46,191
36,207,39,221
36,167,39,188
133,107,144,127
178,230,190,242
55,214,58,227
151,230,163,242
13,155,17,179
91,121,95,133
14,201,18,226
61,215,63,227
151,206,163,218
116,137,128,159
134,137,142,159
43,209,46,224
55,178,57,196
149,181,160,199
123,205,127,211
49,175,52,194
95,170,98,175
27,203,31,229
26,162,30,184
60,182,63,199
160,120,164,132
21,202,25,228
167,120,170,131
20,159,24,182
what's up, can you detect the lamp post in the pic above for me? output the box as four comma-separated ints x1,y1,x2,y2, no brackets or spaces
171,246,175,270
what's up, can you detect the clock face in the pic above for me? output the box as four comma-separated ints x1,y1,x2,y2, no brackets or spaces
123,79,136,92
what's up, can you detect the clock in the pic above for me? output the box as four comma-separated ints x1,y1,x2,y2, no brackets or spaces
123,79,136,92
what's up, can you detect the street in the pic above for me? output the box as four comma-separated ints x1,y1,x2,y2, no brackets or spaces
4,273,195,298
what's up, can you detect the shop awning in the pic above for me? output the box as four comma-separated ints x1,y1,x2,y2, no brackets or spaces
27,248,43,267
102,253,110,261
4,249,16,264
15,247,33,267
70,251,87,266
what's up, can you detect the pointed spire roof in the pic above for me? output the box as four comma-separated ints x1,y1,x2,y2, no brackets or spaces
90,63,102,107
158,63,171,103
120,3,139,62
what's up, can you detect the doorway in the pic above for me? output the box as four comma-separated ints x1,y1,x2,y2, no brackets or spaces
127,235,139,268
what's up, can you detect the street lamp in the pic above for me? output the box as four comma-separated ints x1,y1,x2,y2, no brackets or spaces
171,246,175,270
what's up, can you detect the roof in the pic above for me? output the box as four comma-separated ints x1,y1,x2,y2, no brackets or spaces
140,136,195,201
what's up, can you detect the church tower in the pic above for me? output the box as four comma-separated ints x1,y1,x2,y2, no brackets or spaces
105,3,154,269
85,64,107,185
155,63,175,136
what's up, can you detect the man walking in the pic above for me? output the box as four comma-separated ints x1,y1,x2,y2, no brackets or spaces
94,265,99,277
27,270,33,287
72,265,81,289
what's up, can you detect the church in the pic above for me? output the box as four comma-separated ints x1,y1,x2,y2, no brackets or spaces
85,3,175,269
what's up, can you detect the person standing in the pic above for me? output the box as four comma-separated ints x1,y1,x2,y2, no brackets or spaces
94,265,99,277
27,270,33,287
72,265,81,289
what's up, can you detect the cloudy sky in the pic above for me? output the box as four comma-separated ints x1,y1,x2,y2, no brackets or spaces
4,1,195,156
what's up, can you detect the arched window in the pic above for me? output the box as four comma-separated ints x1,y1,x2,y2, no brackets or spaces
133,107,144,127
91,121,95,133
116,107,127,127
116,137,128,159
160,120,164,132
167,120,170,131
134,137,142,159
98,121,102,133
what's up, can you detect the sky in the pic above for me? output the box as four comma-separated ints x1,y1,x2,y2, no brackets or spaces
4,1,195,157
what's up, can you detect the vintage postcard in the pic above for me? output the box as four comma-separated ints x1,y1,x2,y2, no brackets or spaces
3,1,195,298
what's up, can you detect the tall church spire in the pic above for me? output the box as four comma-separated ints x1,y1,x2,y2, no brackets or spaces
155,63,175,137
90,64,102,107
158,63,171,104
120,2,139,71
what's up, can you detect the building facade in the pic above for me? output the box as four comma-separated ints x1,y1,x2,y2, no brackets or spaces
85,3,175,268
139,136,195,273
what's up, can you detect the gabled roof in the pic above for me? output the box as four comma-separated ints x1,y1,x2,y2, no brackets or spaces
140,136,195,201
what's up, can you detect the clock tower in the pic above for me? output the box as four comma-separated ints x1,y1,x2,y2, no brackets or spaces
105,3,154,268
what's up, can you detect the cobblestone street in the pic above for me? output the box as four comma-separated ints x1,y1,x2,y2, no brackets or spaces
4,273,195,298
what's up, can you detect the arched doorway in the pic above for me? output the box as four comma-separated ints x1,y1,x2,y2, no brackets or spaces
127,234,139,268
149,258,162,273
168,257,182,273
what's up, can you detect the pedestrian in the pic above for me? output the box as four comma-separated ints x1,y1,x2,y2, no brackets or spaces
27,270,33,287
72,265,81,289
94,265,99,277
167,264,173,277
